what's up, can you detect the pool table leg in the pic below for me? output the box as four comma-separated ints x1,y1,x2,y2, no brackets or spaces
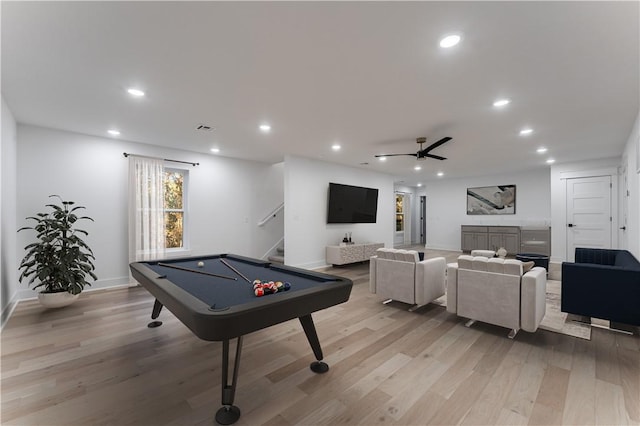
147,299,163,328
215,336,243,425
299,314,329,373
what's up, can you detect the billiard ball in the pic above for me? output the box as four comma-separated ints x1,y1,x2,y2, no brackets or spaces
197,261,204,268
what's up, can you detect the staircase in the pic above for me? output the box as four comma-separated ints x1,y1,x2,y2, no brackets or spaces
268,246,285,264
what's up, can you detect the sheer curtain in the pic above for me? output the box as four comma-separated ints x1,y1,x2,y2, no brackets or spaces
128,156,166,262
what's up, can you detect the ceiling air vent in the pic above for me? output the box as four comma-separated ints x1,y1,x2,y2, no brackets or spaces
196,124,215,131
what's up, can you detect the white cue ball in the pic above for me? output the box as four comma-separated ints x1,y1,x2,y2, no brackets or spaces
197,261,204,268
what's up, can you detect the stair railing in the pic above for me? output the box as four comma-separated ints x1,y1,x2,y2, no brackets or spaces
257,202,284,227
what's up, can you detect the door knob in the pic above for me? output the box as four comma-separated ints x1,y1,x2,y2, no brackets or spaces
620,226,626,230
568,223,575,227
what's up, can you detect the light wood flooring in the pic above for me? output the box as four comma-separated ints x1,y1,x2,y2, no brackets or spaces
2,250,639,425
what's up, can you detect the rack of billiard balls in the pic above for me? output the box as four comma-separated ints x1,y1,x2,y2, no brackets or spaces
253,279,291,297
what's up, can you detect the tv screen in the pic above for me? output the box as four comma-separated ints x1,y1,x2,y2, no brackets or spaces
327,183,379,224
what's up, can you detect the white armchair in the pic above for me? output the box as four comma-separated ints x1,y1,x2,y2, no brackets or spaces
447,255,546,338
370,248,446,311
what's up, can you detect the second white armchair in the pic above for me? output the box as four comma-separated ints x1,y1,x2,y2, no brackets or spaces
370,248,446,311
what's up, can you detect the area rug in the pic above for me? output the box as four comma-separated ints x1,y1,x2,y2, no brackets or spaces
431,279,591,340
538,280,590,340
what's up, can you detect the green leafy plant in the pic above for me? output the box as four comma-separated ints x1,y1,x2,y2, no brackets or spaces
18,195,97,295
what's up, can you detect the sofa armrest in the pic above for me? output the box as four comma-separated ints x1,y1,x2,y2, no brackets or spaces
520,267,547,332
446,263,459,314
415,257,446,305
561,262,640,325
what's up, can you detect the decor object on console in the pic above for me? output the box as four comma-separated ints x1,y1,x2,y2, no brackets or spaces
561,248,640,328
467,185,516,215
447,255,547,338
369,248,446,311
326,242,383,266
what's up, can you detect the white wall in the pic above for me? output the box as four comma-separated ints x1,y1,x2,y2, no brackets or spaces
284,155,395,269
15,125,282,299
1,96,18,325
422,169,551,251
550,157,621,263
621,110,639,258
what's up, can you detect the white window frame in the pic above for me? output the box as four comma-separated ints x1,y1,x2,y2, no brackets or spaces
164,167,189,253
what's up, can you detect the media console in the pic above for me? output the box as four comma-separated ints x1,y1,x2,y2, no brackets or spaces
326,242,384,266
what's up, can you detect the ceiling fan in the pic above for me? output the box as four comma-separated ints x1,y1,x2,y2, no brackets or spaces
375,136,452,161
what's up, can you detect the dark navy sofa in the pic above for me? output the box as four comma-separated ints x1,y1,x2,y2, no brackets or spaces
561,248,640,326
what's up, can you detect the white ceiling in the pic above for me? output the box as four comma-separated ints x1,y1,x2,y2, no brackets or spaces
2,1,639,185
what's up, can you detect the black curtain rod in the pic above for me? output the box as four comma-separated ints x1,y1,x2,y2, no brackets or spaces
123,152,199,166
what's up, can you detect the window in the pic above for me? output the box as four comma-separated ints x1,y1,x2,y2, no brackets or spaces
396,194,404,232
164,169,187,249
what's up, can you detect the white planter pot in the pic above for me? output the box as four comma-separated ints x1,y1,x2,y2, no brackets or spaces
38,291,79,308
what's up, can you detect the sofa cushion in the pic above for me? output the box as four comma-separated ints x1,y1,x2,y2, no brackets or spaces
472,256,489,271
376,248,394,259
403,250,420,262
458,255,474,270
522,261,535,273
487,257,505,273
504,259,523,276
393,249,408,261
575,248,617,265
471,249,496,258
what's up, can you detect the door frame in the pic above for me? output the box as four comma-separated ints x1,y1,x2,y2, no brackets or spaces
419,196,426,245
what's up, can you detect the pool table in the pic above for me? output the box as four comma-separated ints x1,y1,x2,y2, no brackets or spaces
129,253,353,425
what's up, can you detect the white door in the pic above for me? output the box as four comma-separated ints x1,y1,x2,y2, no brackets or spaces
566,175,612,261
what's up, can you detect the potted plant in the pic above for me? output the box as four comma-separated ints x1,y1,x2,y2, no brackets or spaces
18,195,97,308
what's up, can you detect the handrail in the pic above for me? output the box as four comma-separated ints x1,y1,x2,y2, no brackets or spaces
257,202,284,227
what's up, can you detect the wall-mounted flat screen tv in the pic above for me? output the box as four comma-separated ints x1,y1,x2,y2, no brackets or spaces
327,182,379,224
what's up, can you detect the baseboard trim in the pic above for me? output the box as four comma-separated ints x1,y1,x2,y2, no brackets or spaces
3,276,136,327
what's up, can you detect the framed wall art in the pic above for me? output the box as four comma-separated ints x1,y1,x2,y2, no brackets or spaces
467,185,516,215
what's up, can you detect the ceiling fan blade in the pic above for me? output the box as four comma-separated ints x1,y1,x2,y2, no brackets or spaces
374,153,418,157
421,136,452,154
423,153,447,160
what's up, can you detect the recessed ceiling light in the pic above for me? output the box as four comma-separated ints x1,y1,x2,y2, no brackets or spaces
414,166,422,171
331,144,341,151
127,88,145,97
493,99,510,107
210,148,220,153
546,158,555,164
537,147,548,154
439,34,461,48
378,156,387,161
417,183,423,187
107,129,120,136
259,124,271,133
519,128,533,136
437,172,444,177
